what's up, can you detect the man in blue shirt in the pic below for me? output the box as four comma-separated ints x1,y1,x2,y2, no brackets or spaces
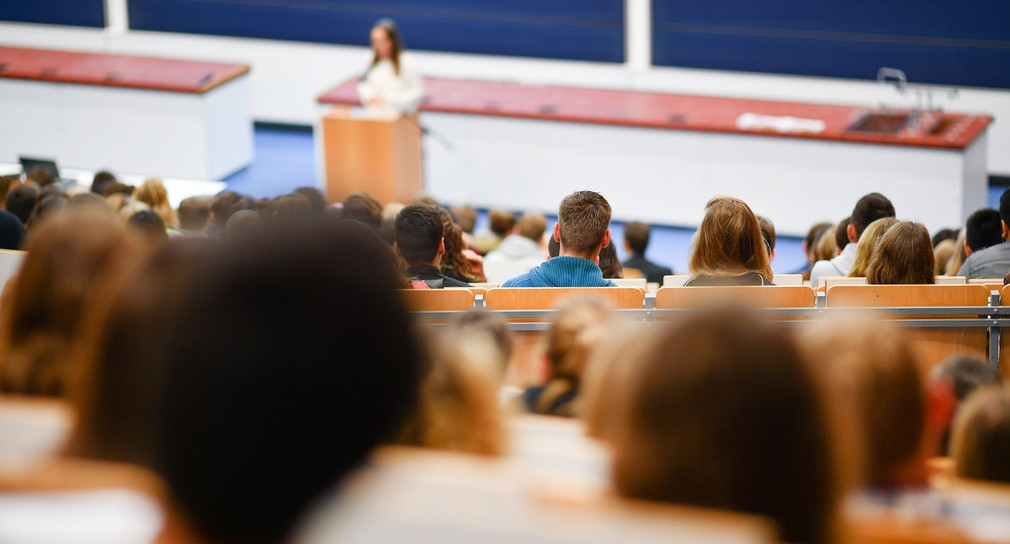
503,191,616,287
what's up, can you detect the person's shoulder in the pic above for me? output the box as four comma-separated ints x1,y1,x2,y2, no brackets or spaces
502,274,531,288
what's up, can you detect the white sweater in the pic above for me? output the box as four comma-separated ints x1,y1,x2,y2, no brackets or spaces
356,54,424,114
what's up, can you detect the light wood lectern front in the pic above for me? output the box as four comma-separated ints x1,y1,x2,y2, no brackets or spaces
321,106,423,204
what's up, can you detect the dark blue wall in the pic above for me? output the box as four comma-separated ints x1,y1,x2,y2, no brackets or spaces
0,0,105,27
128,0,625,63
653,1,1010,89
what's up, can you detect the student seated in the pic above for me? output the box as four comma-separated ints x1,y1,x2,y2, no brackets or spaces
395,204,469,288
522,298,613,417
959,188,1010,279
502,191,615,288
620,221,673,283
951,385,1010,484
148,218,424,544
809,193,895,288
485,213,547,262
611,308,839,544
685,195,773,286
847,217,898,278
865,221,935,285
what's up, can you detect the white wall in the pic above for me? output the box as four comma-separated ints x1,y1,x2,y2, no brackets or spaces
1,21,1007,175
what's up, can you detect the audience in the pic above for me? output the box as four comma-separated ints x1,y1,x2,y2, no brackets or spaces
150,218,423,544
947,228,968,276
5,184,38,226
438,209,486,283
865,221,935,285
796,221,833,280
522,298,612,417
964,207,1004,257
809,193,895,288
951,385,1010,484
757,215,776,262
0,211,144,396
340,192,383,229
484,213,547,262
597,242,623,279
959,187,1010,279
396,331,506,456
612,308,839,544
472,209,515,254
620,221,673,283
395,203,469,288
8,166,1010,544
134,178,179,230
931,353,1001,454
847,216,898,278
177,195,212,234
685,195,773,285
0,209,26,250
502,191,615,287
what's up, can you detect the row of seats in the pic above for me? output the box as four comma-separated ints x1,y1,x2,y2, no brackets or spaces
403,284,1002,311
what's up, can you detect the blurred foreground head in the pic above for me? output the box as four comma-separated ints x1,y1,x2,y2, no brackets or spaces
153,218,423,544
612,308,838,544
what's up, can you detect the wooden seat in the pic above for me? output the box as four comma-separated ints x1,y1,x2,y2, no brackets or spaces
655,285,816,309
610,278,647,291
771,273,803,286
820,276,867,292
827,284,991,370
937,276,968,284
399,289,476,311
662,274,690,287
483,288,645,310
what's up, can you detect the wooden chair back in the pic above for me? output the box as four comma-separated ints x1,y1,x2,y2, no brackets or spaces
820,276,867,292
610,278,647,290
655,285,816,309
771,274,803,286
483,288,645,310
936,276,967,284
827,284,991,370
662,274,690,287
399,289,476,311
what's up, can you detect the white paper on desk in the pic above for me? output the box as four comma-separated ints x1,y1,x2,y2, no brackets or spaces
736,113,826,134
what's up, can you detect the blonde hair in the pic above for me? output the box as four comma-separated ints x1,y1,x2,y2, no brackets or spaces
689,196,773,282
134,178,178,229
397,334,506,456
951,385,1010,484
533,298,612,417
848,217,898,277
947,229,968,276
582,323,653,442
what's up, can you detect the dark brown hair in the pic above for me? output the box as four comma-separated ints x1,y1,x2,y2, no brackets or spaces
624,221,651,255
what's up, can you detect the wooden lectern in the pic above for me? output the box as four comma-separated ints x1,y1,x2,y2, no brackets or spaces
321,106,423,204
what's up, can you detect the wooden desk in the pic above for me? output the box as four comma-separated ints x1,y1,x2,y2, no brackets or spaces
320,77,992,236
320,106,422,204
0,46,252,180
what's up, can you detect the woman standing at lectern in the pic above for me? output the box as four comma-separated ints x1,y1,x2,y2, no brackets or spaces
357,19,424,115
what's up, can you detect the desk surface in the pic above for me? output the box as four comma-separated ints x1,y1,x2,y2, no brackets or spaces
0,46,249,93
319,77,991,150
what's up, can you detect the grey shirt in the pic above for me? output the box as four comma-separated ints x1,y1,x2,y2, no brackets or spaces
958,241,1010,280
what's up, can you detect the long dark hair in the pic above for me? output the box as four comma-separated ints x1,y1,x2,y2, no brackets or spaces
371,18,404,75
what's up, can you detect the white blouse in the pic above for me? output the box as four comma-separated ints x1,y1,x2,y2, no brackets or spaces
356,53,424,115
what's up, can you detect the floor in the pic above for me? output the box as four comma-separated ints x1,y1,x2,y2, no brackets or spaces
222,126,1007,276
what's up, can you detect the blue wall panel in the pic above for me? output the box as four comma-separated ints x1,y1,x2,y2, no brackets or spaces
653,1,1010,89
1,0,105,27
128,0,624,63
